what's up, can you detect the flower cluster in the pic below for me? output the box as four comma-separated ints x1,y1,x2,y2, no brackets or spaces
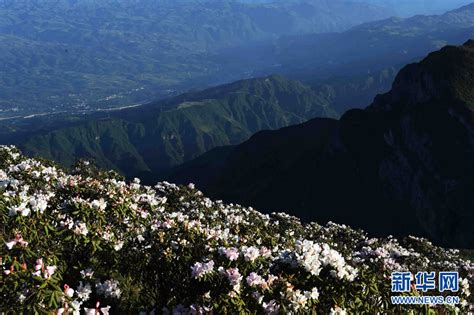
96,279,121,299
1,146,473,314
287,240,358,281
191,261,215,279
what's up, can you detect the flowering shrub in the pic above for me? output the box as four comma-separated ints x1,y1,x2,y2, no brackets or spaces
1,145,473,314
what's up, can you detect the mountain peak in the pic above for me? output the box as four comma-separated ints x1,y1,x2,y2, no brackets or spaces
371,40,474,111
463,38,474,48
450,2,474,12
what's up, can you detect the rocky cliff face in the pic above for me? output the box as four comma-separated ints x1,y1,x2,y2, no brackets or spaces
359,40,474,246
169,41,474,248
371,39,474,109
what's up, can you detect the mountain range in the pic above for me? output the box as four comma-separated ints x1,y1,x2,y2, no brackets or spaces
353,0,474,16
3,1,474,119
0,0,391,117
168,40,474,249
270,3,474,82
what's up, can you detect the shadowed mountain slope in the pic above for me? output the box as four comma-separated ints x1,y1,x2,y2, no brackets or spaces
168,41,474,248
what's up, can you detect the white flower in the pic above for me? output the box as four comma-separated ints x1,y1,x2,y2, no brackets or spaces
243,246,260,262
73,221,88,236
5,240,16,249
20,207,30,216
0,169,7,181
259,247,272,258
44,265,57,279
291,240,357,281
114,241,124,251
100,306,111,315
80,268,94,279
460,277,470,297
8,202,30,217
96,279,121,299
310,287,319,300
91,198,107,211
330,306,347,315
29,195,48,213
65,287,75,297
76,282,92,301
71,300,82,313
191,261,215,279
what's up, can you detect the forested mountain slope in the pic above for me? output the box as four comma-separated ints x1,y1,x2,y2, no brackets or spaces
5,76,337,179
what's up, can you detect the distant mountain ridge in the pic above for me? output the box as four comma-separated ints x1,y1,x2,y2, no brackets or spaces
269,3,474,84
353,0,474,17
168,41,474,248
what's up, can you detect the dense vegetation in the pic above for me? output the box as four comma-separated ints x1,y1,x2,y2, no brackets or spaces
0,0,391,117
169,41,474,249
1,146,472,313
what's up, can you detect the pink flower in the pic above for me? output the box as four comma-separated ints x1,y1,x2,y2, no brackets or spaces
225,268,242,288
262,300,279,314
259,247,272,258
64,284,74,297
44,265,57,279
246,272,263,287
5,233,28,250
225,248,240,261
32,258,56,279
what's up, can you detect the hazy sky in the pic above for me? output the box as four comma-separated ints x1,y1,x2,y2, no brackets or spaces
351,0,473,17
